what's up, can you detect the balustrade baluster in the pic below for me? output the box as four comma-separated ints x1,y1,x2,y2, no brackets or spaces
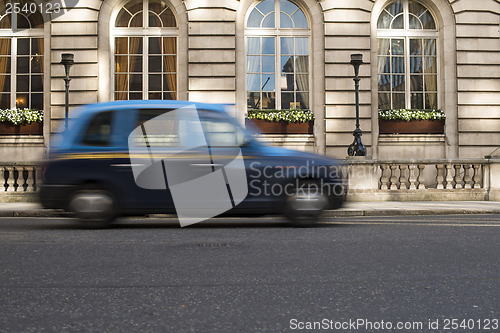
445,164,454,189
5,167,15,192
417,165,426,189
463,164,472,189
408,164,417,190
453,165,463,189
472,164,481,189
380,164,389,190
399,165,408,189
389,165,398,190
24,167,35,192
436,165,444,189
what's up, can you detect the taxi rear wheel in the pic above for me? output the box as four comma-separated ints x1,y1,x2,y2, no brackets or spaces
68,186,116,228
283,180,329,226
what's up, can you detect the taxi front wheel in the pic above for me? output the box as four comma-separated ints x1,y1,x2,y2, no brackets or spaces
68,186,116,228
283,180,329,226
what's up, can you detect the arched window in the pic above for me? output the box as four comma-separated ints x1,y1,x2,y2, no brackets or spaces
113,0,177,100
245,0,310,111
377,0,438,110
0,2,44,110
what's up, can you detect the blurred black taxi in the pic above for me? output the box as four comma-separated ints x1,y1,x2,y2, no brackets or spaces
40,100,346,227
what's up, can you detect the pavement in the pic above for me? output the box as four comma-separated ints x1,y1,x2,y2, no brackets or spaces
0,201,500,218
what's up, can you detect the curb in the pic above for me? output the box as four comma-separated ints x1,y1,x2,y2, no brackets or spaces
0,209,499,218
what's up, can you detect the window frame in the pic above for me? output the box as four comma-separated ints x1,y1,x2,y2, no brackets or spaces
111,0,178,101
0,9,44,110
377,0,439,110
245,0,311,111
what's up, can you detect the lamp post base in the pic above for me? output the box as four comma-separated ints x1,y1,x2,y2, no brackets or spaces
348,128,367,156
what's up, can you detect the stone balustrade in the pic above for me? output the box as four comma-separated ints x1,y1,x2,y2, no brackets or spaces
0,159,499,203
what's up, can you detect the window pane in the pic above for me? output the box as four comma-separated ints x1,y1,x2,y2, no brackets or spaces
423,39,436,56
0,14,12,29
115,37,128,55
115,8,131,27
16,75,29,92
17,39,30,55
393,93,405,109
409,1,426,16
160,7,176,27
292,10,308,29
425,93,437,109
0,39,11,55
280,13,293,28
0,93,9,108
129,56,142,72
281,92,293,109
256,0,274,15
32,39,43,55
392,57,404,73
378,57,390,73
424,57,437,73
163,37,176,54
130,74,142,91
31,75,43,92
410,57,422,73
295,74,308,91
17,57,29,74
247,91,260,109
164,91,176,100
377,11,392,29
261,74,275,91
410,75,423,91
247,10,263,28
409,15,422,29
281,37,293,54
129,92,142,100
247,37,260,55
280,0,298,15
424,75,437,92
16,94,28,108
247,56,260,72
164,56,176,72
295,56,308,73
391,39,404,55
411,93,423,109
31,93,43,110
392,75,405,91
246,74,260,91
378,39,391,56
31,57,43,73
149,37,161,54
262,13,275,28
261,92,275,109
281,74,293,91
163,74,176,91
410,39,422,55
296,91,309,109
262,37,275,54
115,56,128,73
129,38,143,54
378,75,391,91
378,93,391,110
421,11,435,29
295,38,308,55
149,56,162,72
0,75,10,91
17,15,30,29
149,74,162,91
386,0,403,16
149,92,162,100
149,13,161,27
281,56,293,73
262,55,274,73
392,14,404,29
129,14,143,27
115,74,128,91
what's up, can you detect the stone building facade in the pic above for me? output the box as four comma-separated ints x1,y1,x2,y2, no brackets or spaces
0,0,499,161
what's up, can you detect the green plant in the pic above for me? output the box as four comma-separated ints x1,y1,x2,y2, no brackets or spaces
247,109,314,123
378,109,445,121
0,108,43,125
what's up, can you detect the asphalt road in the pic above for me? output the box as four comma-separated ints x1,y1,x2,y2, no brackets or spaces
0,215,499,333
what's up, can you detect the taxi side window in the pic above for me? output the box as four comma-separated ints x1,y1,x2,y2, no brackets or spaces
81,111,113,146
129,109,178,147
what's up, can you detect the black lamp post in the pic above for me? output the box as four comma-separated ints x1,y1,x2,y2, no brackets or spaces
347,53,367,156
60,53,74,133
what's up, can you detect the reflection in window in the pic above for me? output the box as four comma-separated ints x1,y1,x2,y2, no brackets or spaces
377,0,437,110
246,0,310,111
0,2,44,110
114,0,177,100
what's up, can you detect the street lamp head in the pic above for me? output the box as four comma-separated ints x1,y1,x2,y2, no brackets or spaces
60,53,74,67
350,53,363,67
